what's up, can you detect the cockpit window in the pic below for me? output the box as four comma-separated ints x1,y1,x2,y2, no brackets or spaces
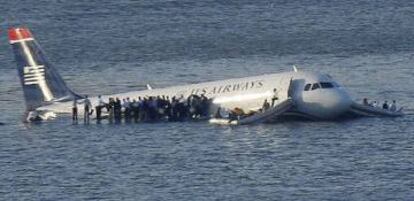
304,84,311,91
311,83,320,90
305,82,337,91
320,82,334,88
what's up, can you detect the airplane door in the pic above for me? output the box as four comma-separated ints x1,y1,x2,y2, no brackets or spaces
289,78,305,102
279,77,304,101
278,77,291,100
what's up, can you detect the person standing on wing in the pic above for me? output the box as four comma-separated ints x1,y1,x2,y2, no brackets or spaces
84,95,92,124
95,95,106,122
389,100,397,112
363,98,369,106
262,99,270,111
72,98,78,124
382,100,389,110
271,88,279,107
114,97,122,123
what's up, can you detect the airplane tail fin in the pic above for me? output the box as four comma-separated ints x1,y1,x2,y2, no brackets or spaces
8,27,80,111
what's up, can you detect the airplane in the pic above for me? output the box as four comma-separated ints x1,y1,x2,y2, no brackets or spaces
7,27,404,123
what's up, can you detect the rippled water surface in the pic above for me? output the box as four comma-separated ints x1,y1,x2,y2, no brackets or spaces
0,0,413,200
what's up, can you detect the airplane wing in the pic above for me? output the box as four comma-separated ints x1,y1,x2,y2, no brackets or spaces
209,98,294,125
348,102,404,117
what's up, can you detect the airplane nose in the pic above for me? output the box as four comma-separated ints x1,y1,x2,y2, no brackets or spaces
298,88,353,119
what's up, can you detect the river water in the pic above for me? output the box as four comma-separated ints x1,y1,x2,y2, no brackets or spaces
0,0,413,200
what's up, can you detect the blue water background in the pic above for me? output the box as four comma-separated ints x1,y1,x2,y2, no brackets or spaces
0,0,413,200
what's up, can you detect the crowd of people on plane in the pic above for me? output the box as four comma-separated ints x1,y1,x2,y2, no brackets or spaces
70,88,282,124
362,98,398,112
73,94,212,124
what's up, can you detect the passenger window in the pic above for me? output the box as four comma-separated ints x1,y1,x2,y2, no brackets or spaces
304,84,311,91
311,83,320,90
320,82,334,89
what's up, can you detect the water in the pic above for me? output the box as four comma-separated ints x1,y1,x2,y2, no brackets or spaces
0,0,414,200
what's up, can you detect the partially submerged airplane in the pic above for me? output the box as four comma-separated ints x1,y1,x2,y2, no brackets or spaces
8,27,404,124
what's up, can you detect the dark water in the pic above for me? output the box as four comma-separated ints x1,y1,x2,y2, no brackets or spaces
1,1,414,200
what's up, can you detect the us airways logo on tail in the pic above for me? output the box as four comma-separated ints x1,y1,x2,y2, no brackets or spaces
23,65,46,85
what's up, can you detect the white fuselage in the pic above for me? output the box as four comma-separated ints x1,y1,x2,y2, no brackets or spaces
38,71,353,119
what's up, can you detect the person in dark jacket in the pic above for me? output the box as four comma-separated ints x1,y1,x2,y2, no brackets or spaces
107,97,115,123
72,98,78,123
131,99,140,123
95,95,106,123
114,97,122,123
84,95,92,124
382,100,389,110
